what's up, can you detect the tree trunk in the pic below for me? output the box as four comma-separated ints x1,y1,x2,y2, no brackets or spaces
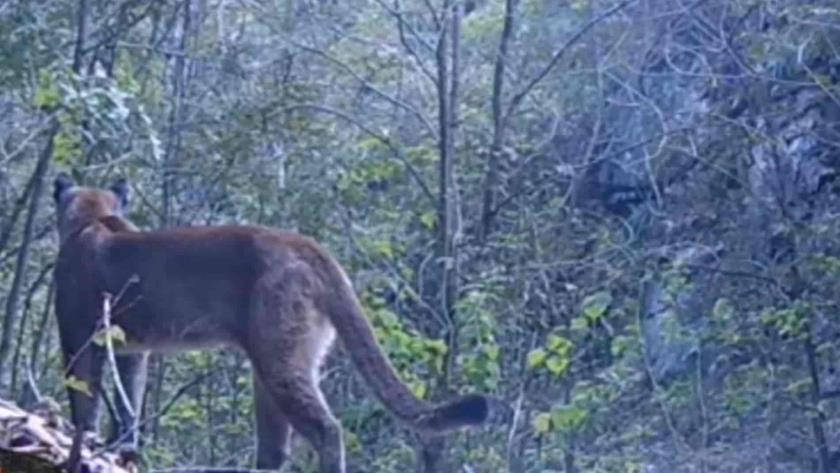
0,166,39,256
10,262,53,397
162,0,192,227
804,332,830,473
0,119,57,393
423,0,463,470
480,0,518,241
22,279,55,405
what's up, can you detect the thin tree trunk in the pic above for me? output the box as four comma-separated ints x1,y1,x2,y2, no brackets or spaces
10,262,53,397
0,166,39,256
0,119,57,393
25,279,55,401
423,1,462,470
804,332,830,473
150,0,191,448
72,0,89,72
443,0,463,390
162,0,191,227
480,0,517,241
149,356,167,445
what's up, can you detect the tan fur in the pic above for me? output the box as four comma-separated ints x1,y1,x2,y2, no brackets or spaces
52,176,488,473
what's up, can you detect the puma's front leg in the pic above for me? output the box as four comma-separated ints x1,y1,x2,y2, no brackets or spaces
60,335,106,435
60,336,105,472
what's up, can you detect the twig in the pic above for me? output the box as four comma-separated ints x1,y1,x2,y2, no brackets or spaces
681,263,778,285
100,370,213,453
505,383,525,464
102,292,135,421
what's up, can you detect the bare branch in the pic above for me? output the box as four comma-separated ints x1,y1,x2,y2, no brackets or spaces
375,0,437,84
288,39,439,138
504,0,637,123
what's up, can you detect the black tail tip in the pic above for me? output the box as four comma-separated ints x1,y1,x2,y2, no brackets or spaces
451,394,490,424
431,394,489,430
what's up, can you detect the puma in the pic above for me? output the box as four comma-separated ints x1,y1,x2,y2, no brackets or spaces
52,174,490,473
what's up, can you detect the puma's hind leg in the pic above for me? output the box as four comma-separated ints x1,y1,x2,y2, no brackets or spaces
247,269,343,473
254,372,293,470
262,370,344,473
249,338,345,473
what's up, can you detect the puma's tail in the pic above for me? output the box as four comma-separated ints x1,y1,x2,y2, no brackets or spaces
319,261,489,434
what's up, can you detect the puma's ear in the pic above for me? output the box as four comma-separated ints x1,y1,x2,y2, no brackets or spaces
110,178,130,209
53,173,75,204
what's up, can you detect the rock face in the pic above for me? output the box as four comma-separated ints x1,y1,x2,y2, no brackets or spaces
0,398,132,473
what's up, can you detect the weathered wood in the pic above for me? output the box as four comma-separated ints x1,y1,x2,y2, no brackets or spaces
0,398,132,473
1,448,63,473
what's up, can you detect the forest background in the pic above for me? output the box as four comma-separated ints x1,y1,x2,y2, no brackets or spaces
1,0,839,471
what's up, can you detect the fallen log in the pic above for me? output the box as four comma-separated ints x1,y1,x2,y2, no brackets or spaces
0,398,132,473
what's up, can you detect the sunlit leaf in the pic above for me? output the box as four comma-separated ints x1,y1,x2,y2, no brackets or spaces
64,376,92,397
527,348,548,369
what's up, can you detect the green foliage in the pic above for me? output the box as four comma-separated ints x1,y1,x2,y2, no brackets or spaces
528,332,573,378
760,302,809,339
52,128,83,167
722,362,767,426
363,292,447,398
572,290,613,332
33,69,61,110
810,254,840,276
712,297,736,323
456,290,502,391
532,403,589,436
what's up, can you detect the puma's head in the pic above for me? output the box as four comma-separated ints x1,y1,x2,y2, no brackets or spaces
53,174,130,242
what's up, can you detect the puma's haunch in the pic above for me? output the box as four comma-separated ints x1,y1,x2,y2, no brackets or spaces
52,175,489,473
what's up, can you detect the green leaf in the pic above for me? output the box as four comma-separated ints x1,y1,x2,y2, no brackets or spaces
65,376,93,397
484,344,500,361
34,70,61,109
356,137,385,152
419,211,437,230
581,291,612,321
94,324,127,346
425,339,448,355
527,348,548,369
550,406,588,431
533,412,552,434
547,334,572,354
545,355,570,377
374,240,394,259
410,381,427,399
570,316,589,332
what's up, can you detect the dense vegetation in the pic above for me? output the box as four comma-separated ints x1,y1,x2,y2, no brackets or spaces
1,0,839,471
